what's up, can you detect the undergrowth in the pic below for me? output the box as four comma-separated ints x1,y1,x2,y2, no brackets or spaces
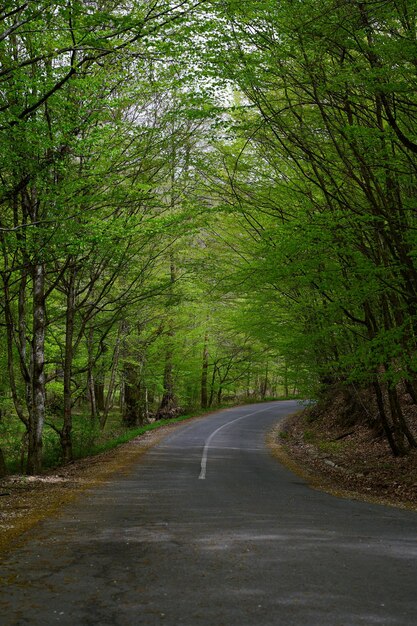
1,396,297,474
1,405,230,473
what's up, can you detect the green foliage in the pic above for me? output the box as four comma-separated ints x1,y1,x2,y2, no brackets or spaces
3,0,417,469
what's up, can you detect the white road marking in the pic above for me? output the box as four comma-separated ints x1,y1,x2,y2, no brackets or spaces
198,406,273,480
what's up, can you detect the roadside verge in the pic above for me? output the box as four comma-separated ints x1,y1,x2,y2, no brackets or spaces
0,418,199,556
267,410,417,512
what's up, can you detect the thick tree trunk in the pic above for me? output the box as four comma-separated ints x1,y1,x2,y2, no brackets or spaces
2,273,28,429
122,363,144,427
94,377,105,413
27,263,46,475
158,347,178,417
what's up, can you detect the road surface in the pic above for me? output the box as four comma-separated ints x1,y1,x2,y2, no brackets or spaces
1,400,417,625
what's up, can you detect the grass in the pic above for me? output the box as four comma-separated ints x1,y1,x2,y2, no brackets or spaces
317,440,346,454
303,429,316,443
82,409,211,458
302,429,351,454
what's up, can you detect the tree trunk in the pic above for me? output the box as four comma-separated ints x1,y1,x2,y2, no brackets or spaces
208,364,217,407
122,363,143,427
87,325,98,420
61,266,75,464
201,330,209,409
2,272,28,429
373,381,402,456
246,366,251,398
283,360,289,398
94,377,105,413
27,263,46,475
119,378,125,413
158,346,177,417
260,362,268,399
157,254,178,419
144,387,149,422
388,385,417,450
0,447,7,478
101,326,122,429
405,379,417,405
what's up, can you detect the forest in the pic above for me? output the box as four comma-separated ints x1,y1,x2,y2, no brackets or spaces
1,0,417,476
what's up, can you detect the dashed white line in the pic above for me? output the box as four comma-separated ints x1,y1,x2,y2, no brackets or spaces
198,406,273,480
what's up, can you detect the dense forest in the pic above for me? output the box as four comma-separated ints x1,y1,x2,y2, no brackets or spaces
1,0,417,475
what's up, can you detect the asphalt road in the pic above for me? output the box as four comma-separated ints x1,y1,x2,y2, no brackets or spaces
1,400,417,625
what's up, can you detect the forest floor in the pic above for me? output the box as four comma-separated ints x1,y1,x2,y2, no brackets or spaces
270,406,417,512
0,422,183,556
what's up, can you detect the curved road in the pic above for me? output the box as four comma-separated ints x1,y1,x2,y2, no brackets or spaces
1,401,417,625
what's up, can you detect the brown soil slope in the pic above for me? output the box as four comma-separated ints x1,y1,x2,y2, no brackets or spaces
271,394,417,511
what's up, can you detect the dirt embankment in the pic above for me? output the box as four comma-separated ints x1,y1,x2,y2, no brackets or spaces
269,392,417,511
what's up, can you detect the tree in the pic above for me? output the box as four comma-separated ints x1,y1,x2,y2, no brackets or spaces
196,0,417,454
0,0,209,473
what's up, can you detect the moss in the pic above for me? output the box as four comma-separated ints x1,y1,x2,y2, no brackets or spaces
303,429,316,443
317,440,345,454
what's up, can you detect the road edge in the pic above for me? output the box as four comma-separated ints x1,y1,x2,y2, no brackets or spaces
266,413,417,513
0,413,209,557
